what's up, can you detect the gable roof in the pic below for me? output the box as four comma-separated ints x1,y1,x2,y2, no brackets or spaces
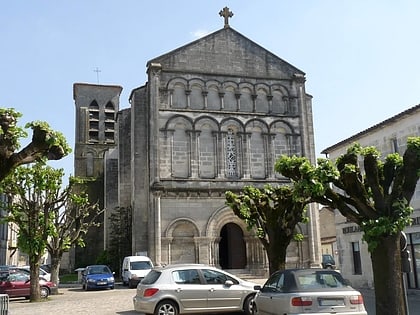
321,103,420,154
147,27,304,79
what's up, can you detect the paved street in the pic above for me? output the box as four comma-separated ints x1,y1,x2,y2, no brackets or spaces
7,283,420,315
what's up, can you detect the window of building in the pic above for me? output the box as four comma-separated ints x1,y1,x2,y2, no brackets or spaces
86,152,94,177
226,128,237,178
391,138,398,153
352,241,362,275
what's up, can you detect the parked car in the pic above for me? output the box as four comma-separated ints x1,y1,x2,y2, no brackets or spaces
81,265,115,291
321,254,336,269
18,266,54,283
252,268,367,315
0,270,56,298
122,255,154,288
133,264,257,315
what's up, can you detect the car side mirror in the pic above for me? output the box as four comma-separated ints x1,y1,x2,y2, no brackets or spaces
224,280,234,286
343,279,351,286
254,285,262,291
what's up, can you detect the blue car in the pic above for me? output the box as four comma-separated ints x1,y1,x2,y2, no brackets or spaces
82,265,115,291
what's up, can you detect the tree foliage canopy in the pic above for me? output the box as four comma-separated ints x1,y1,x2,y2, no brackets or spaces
0,162,103,297
0,108,71,182
275,137,420,315
226,184,309,274
275,137,420,251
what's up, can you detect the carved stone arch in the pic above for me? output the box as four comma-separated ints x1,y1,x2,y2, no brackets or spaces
245,118,269,132
188,78,205,110
162,114,194,132
221,81,239,111
206,206,251,237
220,117,244,133
194,115,219,131
206,206,253,269
206,80,222,110
165,217,200,237
167,77,188,108
271,84,291,114
165,218,200,264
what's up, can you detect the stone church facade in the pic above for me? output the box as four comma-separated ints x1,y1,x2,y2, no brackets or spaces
73,10,321,274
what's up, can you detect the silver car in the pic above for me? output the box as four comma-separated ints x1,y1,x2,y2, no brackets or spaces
133,264,257,315
252,268,367,315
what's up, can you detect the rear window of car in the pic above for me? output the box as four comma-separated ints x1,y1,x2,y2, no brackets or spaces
141,270,161,284
297,271,346,289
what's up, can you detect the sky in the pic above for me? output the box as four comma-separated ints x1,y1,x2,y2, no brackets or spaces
1,1,420,179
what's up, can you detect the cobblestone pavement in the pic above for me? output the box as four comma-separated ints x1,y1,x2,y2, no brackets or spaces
9,284,138,315
8,281,420,315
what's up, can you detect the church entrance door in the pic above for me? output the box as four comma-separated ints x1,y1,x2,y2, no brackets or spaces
219,223,246,269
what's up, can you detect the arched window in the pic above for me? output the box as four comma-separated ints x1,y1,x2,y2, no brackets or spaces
226,128,237,178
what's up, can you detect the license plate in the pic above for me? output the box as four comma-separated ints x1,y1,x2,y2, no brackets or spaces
97,281,107,285
319,298,344,306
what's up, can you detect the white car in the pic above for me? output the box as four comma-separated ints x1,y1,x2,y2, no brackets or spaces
133,264,257,315
18,266,53,283
252,268,367,315
122,256,153,288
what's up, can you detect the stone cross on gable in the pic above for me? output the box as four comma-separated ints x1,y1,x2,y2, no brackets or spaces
219,7,233,28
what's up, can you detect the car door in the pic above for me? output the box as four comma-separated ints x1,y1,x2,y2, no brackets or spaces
201,269,243,311
4,272,30,297
171,269,208,312
256,272,289,315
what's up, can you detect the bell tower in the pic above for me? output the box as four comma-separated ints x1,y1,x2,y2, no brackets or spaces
72,82,123,266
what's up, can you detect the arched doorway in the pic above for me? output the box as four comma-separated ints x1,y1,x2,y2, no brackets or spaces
219,223,247,269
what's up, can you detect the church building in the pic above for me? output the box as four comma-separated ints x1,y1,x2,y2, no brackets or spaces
73,8,321,275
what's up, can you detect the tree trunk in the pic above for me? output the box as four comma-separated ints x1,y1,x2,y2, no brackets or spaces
266,236,291,275
50,253,62,295
29,259,41,302
371,233,406,315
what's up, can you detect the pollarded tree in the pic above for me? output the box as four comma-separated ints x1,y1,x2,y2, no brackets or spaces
46,178,103,292
275,137,420,315
0,108,70,182
0,163,103,299
225,184,309,275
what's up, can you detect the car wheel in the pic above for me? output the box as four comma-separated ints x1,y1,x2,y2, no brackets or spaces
243,294,254,315
128,279,134,288
85,284,90,291
154,300,178,315
40,286,50,298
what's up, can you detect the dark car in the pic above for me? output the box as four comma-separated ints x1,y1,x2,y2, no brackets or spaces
0,270,56,299
252,268,367,315
82,265,115,291
321,254,336,269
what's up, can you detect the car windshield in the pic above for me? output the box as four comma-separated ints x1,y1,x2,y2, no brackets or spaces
88,266,111,275
297,271,347,290
131,261,152,270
